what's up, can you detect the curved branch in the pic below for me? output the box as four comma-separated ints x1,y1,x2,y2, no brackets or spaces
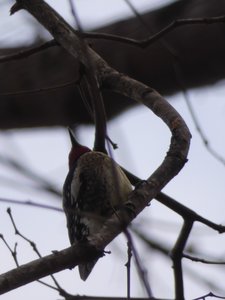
10,0,191,179
11,0,191,251
99,68,191,188
6,0,191,294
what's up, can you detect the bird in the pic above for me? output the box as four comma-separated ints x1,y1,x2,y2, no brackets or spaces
63,128,132,280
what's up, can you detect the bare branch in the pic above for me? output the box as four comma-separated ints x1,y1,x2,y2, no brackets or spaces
132,227,225,265
124,229,152,297
83,15,225,49
125,240,132,300
0,40,57,64
0,79,78,97
9,0,190,238
0,242,101,295
1,223,61,294
4,0,191,297
63,297,170,300
171,57,225,167
183,254,225,265
108,1,225,168
7,208,42,255
0,197,62,212
6,208,72,297
132,227,225,294
170,221,193,300
10,0,89,66
0,234,19,267
183,91,225,166
68,0,108,153
0,154,61,197
154,193,225,233
193,292,225,300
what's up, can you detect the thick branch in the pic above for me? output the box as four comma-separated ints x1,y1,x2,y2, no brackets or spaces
0,243,101,295
10,1,87,66
10,0,191,186
2,0,191,295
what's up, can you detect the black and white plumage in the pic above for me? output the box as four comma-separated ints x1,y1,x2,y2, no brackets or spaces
63,129,132,280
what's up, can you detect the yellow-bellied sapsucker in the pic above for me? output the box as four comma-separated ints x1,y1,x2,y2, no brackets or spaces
63,128,132,280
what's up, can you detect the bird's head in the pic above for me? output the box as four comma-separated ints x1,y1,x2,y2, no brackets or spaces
68,128,91,169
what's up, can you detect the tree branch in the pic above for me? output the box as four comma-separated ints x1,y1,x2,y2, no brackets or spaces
0,243,101,295
0,40,57,63
10,0,191,212
64,297,171,300
3,0,191,295
170,220,193,300
0,1,223,129
0,197,62,212
83,15,225,49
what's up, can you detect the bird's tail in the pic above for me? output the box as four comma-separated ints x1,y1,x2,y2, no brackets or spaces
79,259,98,281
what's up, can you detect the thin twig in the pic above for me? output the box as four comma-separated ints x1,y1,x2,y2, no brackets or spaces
171,220,193,300
83,15,225,49
0,79,78,97
132,227,225,265
123,0,225,168
0,154,61,197
107,140,150,296
124,230,152,298
6,208,72,298
53,297,169,300
155,192,225,233
122,169,225,234
0,39,57,64
0,230,60,293
106,141,152,297
132,227,225,295
125,241,132,300
193,292,225,300
124,0,149,31
0,234,19,266
107,141,151,297
68,0,108,154
183,90,225,166
7,207,41,253
183,253,225,265
172,61,225,167
6,0,191,295
0,197,62,212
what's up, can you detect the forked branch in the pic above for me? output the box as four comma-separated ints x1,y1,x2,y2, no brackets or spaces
3,0,191,296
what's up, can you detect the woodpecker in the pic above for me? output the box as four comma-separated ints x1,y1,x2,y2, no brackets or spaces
63,128,132,281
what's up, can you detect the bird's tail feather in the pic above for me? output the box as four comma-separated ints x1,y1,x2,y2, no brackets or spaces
79,259,98,281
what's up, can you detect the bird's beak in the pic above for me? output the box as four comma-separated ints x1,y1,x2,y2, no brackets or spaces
68,127,80,146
